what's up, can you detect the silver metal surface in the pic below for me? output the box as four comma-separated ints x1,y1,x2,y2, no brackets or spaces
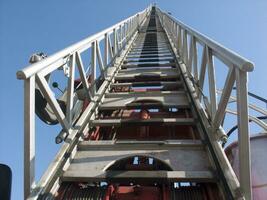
159,7,254,198
63,141,212,182
17,5,256,199
24,76,35,199
18,6,150,199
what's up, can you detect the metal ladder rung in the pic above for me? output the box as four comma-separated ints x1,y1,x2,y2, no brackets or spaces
110,81,182,88
131,46,169,50
105,91,185,98
132,48,169,51
121,63,176,69
128,51,171,55
115,75,179,82
122,62,175,67
132,45,168,49
124,58,174,63
122,61,174,66
114,77,179,83
90,118,195,127
126,54,173,59
62,170,214,182
118,67,179,73
99,102,189,111
78,140,204,149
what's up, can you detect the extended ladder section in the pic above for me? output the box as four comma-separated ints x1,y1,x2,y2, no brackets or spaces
59,9,220,199
17,5,256,200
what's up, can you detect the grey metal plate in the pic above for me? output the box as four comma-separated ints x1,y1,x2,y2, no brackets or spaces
115,68,180,80
62,170,214,182
90,118,195,127
62,140,213,182
99,91,189,110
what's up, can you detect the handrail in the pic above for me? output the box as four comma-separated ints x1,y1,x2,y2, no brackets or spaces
17,5,255,199
18,6,151,199
17,7,150,80
157,8,254,72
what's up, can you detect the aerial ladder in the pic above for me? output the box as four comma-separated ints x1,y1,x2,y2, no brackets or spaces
16,5,267,200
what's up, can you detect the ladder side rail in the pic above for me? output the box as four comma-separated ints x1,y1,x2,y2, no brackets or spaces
157,8,253,72
25,26,141,200
23,76,35,200
16,6,150,80
157,7,253,200
18,6,152,199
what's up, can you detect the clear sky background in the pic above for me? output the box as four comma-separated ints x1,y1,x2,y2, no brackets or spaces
0,0,267,199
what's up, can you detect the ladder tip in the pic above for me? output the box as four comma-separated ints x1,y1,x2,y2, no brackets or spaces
16,71,26,80
242,61,254,72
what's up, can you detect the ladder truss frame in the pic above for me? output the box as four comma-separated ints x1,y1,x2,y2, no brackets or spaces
17,6,151,199
17,5,255,199
156,7,253,199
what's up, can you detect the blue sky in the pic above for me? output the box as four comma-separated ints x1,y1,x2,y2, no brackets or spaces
0,0,267,199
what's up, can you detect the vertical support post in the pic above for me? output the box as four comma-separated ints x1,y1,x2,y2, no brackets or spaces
91,41,97,95
236,69,252,200
122,24,125,43
132,17,134,34
130,18,133,35
124,22,127,44
206,47,217,119
66,54,75,124
113,28,117,56
192,37,198,80
119,25,122,49
175,24,178,46
177,26,182,54
173,21,176,34
137,14,140,29
171,21,174,35
121,24,124,46
133,16,136,29
104,33,109,67
182,29,188,66
24,76,35,199
188,36,194,74
128,19,131,36
171,21,173,35
125,21,129,40
133,16,135,30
